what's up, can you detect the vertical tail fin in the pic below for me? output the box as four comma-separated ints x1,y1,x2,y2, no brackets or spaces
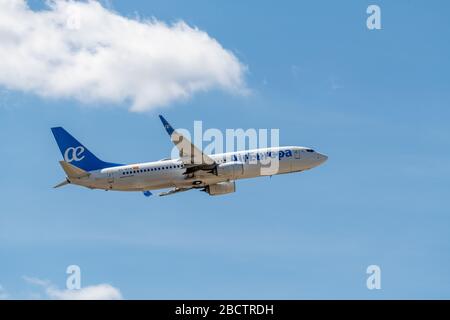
51,127,122,171
58,160,90,178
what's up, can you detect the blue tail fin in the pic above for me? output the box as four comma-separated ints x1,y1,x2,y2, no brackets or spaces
51,127,122,171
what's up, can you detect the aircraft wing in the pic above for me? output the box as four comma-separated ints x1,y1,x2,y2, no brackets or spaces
159,115,217,174
158,187,194,197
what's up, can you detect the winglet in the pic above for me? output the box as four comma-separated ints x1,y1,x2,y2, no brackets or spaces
143,191,152,197
159,115,174,136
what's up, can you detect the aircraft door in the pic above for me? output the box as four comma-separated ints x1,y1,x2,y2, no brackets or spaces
107,171,114,186
292,149,301,171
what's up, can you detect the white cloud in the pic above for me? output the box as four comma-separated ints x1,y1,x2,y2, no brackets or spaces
0,284,9,299
23,276,123,300
22,276,51,287
46,283,123,300
0,0,247,111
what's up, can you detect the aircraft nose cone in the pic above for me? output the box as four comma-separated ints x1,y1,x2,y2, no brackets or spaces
317,153,328,164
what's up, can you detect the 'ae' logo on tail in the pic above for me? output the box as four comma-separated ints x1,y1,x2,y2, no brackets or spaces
64,146,85,162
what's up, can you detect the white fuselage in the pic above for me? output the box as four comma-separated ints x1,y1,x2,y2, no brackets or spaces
69,146,327,192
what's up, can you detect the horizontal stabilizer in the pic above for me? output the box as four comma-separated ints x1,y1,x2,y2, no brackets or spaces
59,161,90,178
54,179,70,188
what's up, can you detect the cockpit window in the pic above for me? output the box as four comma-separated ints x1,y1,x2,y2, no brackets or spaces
305,149,314,152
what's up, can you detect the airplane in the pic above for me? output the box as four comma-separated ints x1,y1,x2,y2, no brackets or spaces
51,116,328,197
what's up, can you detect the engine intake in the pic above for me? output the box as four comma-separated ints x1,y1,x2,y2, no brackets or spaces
205,181,236,196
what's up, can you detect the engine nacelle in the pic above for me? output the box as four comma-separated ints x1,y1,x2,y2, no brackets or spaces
206,181,236,196
215,161,244,179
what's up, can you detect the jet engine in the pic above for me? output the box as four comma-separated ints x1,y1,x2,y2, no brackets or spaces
205,181,236,196
215,161,244,179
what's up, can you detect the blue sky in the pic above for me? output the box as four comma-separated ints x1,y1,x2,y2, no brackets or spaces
1,0,450,299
